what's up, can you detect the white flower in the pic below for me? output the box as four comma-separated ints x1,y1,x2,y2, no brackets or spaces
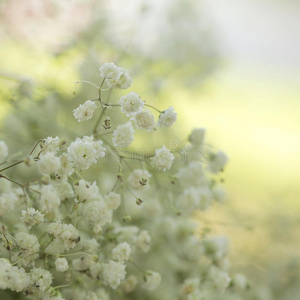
0,141,8,162
151,145,174,171
102,260,126,289
75,179,100,201
30,268,53,292
82,200,112,227
0,192,18,215
121,275,138,293
67,136,106,170
0,259,30,292
208,151,228,173
204,237,228,259
55,258,69,272
180,278,201,298
177,162,206,187
188,128,205,148
132,109,155,131
112,122,134,148
104,192,121,210
178,187,200,213
72,255,94,271
40,185,61,213
136,230,151,253
47,222,80,251
141,271,161,291
127,169,152,190
57,153,74,179
16,233,40,263
37,152,61,175
157,106,177,127
100,63,132,89
119,92,144,116
73,100,97,122
53,180,75,201
207,266,231,292
112,242,131,263
21,208,44,228
41,136,60,154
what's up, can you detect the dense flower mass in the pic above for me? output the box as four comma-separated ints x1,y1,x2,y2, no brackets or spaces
0,62,254,300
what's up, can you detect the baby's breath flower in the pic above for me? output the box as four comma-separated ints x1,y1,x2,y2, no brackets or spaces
57,153,74,178
207,266,231,292
180,278,201,299
151,145,174,171
157,106,177,127
100,63,132,89
119,92,144,117
112,242,131,263
0,141,8,162
121,275,138,293
141,270,161,291
136,230,151,253
40,185,61,213
132,109,155,131
47,222,80,251
208,151,228,173
127,169,152,190
37,152,61,175
104,192,121,210
82,200,112,227
55,258,69,272
67,136,106,170
112,122,134,148
73,100,97,122
30,268,53,292
0,192,18,215
75,179,100,201
102,260,126,289
41,136,60,155
21,208,44,228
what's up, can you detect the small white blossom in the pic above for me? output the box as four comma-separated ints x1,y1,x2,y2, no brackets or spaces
132,109,155,131
82,200,112,227
136,230,151,253
0,258,30,292
207,266,231,292
0,141,8,162
41,136,60,155
15,232,40,263
47,222,80,251
57,153,74,178
100,63,132,89
151,145,174,171
119,92,144,116
157,106,177,127
30,268,53,292
180,278,201,299
75,180,100,201
121,275,138,293
37,152,61,175
54,180,75,201
21,208,44,228
177,162,206,187
40,185,61,213
73,100,97,122
141,271,161,291
0,192,18,215
102,260,126,289
127,169,151,190
55,258,69,272
188,128,206,148
112,242,131,263
67,136,106,170
208,151,228,173
112,122,134,148
104,192,121,210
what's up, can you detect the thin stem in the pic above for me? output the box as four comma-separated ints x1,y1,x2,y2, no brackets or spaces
145,104,163,113
74,80,99,90
30,139,42,155
0,160,24,173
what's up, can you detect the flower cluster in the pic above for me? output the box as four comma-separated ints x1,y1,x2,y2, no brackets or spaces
0,63,254,300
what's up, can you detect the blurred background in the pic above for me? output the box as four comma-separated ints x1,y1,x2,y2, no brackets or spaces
0,0,300,298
